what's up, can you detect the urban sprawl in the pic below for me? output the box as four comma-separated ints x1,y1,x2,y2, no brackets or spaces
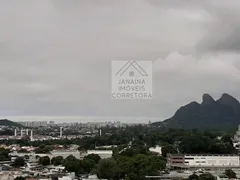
0,120,240,180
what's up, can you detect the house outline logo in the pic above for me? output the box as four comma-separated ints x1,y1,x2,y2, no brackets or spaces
111,60,152,99
115,61,148,77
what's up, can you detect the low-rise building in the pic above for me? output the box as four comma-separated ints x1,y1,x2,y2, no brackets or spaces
149,146,162,156
85,150,113,159
9,152,48,163
50,150,80,159
168,154,240,169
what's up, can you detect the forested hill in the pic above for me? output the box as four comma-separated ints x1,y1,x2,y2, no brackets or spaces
0,119,22,127
152,93,240,130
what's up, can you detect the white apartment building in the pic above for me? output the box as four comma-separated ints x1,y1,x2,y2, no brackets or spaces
18,121,48,127
234,125,240,142
233,125,240,150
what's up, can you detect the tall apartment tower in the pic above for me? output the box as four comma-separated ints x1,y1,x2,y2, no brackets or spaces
60,127,63,138
234,124,240,142
30,130,33,141
14,129,17,137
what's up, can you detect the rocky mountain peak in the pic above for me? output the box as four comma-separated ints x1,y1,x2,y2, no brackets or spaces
217,93,239,106
202,93,215,105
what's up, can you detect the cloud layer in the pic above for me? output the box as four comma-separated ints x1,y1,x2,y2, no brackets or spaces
1,0,240,122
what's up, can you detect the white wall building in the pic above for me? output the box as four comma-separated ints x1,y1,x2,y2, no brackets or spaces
149,146,162,155
50,150,80,159
184,155,239,167
86,150,113,159
169,154,240,168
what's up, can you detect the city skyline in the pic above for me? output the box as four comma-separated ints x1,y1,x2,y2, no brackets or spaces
0,116,161,124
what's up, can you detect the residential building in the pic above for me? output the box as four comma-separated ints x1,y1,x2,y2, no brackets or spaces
18,121,48,127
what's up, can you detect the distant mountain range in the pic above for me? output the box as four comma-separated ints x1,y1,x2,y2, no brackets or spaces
152,93,240,130
0,119,22,127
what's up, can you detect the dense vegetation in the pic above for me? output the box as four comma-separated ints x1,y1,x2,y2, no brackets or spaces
189,173,216,180
38,153,166,179
0,127,235,155
13,157,25,167
0,119,22,127
0,148,10,161
1,125,237,179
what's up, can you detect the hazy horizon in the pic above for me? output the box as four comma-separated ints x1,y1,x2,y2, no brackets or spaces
0,116,163,124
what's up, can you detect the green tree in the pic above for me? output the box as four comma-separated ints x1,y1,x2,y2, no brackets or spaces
35,145,53,154
81,158,96,174
97,158,118,179
0,148,10,161
64,155,84,174
225,169,236,179
51,156,64,166
0,129,14,136
189,173,199,180
120,145,149,157
13,157,25,167
209,140,236,154
179,135,211,154
221,134,233,144
126,172,139,180
14,177,25,180
84,154,101,164
39,156,50,166
116,156,134,175
64,155,76,163
199,173,216,180
133,154,159,177
161,144,177,157
149,156,166,170
65,159,82,173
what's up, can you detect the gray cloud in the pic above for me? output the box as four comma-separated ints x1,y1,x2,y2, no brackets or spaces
196,0,240,54
0,0,240,122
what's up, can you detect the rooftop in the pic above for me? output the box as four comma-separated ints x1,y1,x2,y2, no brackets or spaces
87,150,113,154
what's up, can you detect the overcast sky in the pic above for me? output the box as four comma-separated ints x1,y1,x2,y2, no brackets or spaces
1,0,240,122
